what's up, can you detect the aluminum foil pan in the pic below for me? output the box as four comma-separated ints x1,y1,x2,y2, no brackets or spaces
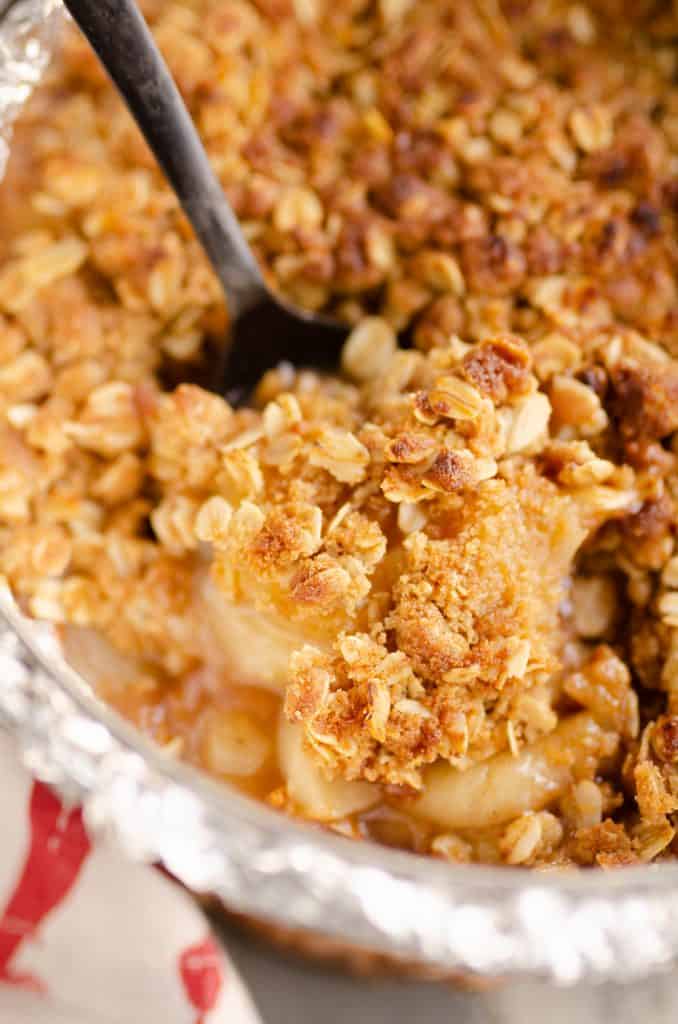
3,0,678,986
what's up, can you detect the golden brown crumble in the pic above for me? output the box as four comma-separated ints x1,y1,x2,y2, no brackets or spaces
1,0,678,867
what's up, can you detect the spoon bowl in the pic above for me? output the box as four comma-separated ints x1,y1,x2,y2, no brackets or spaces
62,0,351,396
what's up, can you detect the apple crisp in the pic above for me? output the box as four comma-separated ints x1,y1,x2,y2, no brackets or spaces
1,0,678,867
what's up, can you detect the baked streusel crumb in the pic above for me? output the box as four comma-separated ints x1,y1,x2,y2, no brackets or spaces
2,0,678,866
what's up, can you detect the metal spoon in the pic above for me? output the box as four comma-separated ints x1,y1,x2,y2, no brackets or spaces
62,0,350,396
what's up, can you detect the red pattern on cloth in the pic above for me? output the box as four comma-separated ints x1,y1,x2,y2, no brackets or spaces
0,738,262,1023
180,936,224,1024
0,782,90,991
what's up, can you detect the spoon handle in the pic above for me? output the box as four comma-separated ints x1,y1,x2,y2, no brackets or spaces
62,0,267,317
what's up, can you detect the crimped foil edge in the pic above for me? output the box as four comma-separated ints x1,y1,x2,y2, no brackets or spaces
0,0,61,177
4,582,678,985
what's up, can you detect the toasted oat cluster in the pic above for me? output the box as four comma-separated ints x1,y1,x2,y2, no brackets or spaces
1,0,678,867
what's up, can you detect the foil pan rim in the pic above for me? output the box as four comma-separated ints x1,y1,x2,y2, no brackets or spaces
6,581,678,985
2,0,678,985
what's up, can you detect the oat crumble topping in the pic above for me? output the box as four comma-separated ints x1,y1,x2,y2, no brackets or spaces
2,0,678,866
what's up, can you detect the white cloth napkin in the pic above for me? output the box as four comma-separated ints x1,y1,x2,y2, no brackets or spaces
0,734,262,1023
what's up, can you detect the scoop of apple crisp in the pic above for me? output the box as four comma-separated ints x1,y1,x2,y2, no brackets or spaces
191,331,610,790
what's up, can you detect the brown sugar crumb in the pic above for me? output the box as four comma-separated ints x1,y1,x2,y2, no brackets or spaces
609,360,678,440
569,821,638,869
385,433,437,465
2,0,678,866
461,335,532,404
651,716,678,764
420,450,476,493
